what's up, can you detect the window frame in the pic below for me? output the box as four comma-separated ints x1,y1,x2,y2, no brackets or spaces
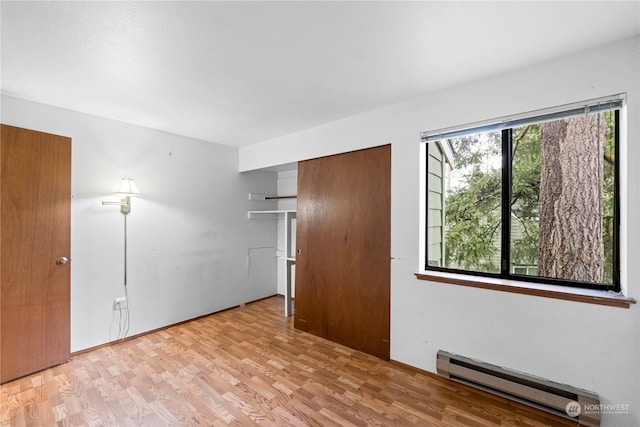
423,104,621,293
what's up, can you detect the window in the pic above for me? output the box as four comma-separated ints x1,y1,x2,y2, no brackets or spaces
423,96,622,292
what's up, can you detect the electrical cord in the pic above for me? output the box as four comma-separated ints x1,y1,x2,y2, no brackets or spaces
122,284,130,338
110,213,132,341
119,213,131,340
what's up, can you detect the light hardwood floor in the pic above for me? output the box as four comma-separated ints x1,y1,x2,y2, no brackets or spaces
1,296,578,426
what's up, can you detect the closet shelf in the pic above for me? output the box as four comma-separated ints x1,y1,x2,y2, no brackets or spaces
247,209,296,219
248,192,296,201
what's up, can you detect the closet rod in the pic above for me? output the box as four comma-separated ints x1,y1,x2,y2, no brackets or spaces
264,195,297,200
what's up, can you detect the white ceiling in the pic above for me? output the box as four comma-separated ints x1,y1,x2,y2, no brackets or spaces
2,1,639,148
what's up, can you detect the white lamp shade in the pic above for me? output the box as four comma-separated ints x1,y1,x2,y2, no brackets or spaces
115,177,142,197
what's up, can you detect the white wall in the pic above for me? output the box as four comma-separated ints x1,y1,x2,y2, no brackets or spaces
239,36,640,426
1,95,278,352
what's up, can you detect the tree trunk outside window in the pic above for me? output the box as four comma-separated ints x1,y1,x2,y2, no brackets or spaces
538,114,606,283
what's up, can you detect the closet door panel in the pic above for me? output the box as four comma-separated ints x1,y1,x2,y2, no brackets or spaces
294,145,390,360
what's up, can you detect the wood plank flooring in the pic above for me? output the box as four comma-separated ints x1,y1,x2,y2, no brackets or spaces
1,296,578,426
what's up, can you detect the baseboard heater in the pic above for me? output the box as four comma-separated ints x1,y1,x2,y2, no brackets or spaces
436,350,600,427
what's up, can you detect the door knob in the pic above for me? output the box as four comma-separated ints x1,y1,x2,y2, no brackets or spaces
297,248,302,255
56,256,69,265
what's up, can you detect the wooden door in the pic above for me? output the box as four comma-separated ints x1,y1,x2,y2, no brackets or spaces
1,124,71,383
294,145,390,360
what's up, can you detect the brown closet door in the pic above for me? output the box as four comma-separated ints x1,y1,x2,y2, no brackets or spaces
1,124,71,383
294,145,390,360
